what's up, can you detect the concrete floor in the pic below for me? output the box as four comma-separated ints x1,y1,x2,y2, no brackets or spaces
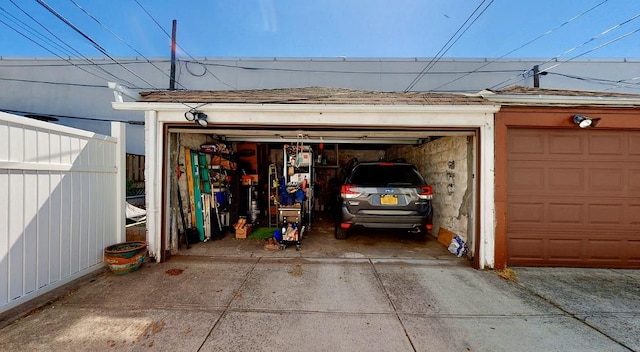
176,214,464,263
2,216,638,351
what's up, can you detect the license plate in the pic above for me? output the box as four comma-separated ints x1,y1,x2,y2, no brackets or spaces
380,194,398,205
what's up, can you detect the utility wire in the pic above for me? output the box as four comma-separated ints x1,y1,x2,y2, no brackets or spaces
6,0,134,86
0,16,126,85
133,0,236,90
490,9,640,90
0,76,108,88
37,0,201,110
404,0,494,92
1,108,144,124
429,0,610,92
494,27,640,90
37,0,163,90
68,0,189,90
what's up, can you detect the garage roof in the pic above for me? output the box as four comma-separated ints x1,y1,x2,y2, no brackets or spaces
493,86,640,98
138,86,492,105
481,86,640,106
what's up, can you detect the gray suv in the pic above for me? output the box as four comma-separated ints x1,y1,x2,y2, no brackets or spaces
335,160,433,240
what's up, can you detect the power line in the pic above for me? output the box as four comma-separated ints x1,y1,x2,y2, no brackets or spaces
404,0,494,92
68,0,189,90
133,0,236,90
37,0,163,90
36,0,202,111
0,76,108,88
490,9,640,90
0,15,125,85
1,108,144,124
6,0,133,85
429,0,611,92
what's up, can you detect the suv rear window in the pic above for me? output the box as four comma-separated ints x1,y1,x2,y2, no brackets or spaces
348,164,425,186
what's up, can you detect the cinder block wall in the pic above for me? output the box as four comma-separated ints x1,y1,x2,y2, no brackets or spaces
388,136,472,241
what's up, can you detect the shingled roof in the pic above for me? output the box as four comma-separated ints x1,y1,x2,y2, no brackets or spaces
137,87,493,105
492,86,640,98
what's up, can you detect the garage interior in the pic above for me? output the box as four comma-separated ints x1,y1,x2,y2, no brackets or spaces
165,125,478,262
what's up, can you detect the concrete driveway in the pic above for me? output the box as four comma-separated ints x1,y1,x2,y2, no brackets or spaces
0,224,638,351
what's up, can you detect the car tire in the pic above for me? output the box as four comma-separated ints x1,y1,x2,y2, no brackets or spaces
335,225,347,240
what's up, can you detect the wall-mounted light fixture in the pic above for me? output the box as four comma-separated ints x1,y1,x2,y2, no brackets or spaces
184,110,208,126
572,115,601,128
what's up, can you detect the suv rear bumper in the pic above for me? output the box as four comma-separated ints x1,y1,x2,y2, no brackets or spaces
339,208,432,230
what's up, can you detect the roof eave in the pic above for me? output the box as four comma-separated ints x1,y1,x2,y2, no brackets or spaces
112,101,501,114
484,94,640,107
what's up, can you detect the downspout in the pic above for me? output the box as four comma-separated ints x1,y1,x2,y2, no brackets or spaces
145,110,161,261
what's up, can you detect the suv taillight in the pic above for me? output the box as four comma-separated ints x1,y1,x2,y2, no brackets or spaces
418,185,433,200
341,184,361,199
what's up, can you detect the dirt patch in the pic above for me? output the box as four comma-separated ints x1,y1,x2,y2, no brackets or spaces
165,268,184,276
496,268,517,282
288,265,303,277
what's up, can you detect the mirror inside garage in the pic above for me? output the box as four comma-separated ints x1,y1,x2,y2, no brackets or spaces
166,126,477,260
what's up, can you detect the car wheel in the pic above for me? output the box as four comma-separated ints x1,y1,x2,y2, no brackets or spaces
335,225,347,239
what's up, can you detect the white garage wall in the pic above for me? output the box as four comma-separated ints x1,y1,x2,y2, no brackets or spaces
0,112,126,314
389,136,472,242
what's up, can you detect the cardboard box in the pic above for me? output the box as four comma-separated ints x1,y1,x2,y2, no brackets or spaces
235,224,252,239
437,227,456,247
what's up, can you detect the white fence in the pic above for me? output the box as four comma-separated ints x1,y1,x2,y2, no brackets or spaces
0,112,126,314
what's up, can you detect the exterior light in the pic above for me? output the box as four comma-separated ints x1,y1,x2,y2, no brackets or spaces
572,115,601,128
184,110,208,127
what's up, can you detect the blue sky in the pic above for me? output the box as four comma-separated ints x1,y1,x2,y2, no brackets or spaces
0,0,639,59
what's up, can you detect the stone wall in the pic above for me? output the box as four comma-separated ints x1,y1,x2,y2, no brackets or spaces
387,137,472,242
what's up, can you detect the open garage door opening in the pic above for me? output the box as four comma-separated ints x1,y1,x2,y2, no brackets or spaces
163,125,479,264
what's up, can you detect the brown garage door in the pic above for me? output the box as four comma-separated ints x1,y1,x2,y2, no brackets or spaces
507,128,640,267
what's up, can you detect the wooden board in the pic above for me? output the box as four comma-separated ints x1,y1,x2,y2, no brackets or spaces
437,227,456,247
184,147,196,228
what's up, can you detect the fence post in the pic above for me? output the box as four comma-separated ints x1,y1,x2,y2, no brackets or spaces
112,122,126,244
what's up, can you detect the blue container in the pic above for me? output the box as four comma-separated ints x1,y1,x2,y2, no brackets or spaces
212,187,226,207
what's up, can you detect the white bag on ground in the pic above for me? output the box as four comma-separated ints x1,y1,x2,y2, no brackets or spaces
448,235,468,257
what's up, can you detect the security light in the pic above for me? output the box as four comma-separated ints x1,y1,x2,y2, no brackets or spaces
572,115,601,128
184,110,208,127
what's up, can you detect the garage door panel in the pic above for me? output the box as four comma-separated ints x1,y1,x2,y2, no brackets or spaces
629,241,640,261
587,240,624,260
548,167,585,190
508,232,639,266
549,134,584,154
508,202,544,224
589,168,624,191
631,135,640,155
587,204,624,225
630,170,640,192
631,205,640,224
507,238,544,261
588,134,625,155
508,165,544,188
548,203,583,224
507,128,639,268
548,239,582,259
508,130,545,154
